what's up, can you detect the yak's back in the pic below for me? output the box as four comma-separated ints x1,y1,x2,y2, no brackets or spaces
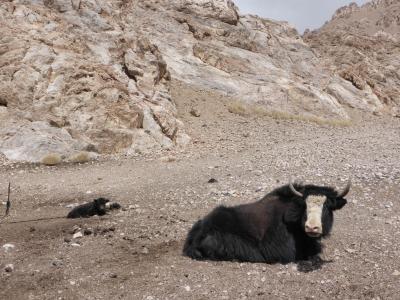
67,202,95,218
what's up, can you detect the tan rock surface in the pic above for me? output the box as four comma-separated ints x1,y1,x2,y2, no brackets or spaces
0,0,189,162
127,0,387,119
304,0,400,116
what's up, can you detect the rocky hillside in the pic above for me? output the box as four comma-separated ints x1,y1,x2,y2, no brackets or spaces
0,0,191,162
0,0,387,162
304,0,400,116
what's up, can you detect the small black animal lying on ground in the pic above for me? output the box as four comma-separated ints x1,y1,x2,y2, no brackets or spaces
183,179,350,264
67,198,111,218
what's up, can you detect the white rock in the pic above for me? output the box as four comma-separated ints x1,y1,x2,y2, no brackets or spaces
345,248,357,254
72,232,83,239
2,244,15,252
392,270,400,276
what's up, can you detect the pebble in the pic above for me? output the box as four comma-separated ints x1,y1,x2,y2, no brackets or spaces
190,108,200,117
345,248,357,254
52,260,63,267
4,264,14,273
83,228,93,236
70,225,81,234
160,156,176,162
2,243,15,252
253,170,263,176
392,270,400,276
222,190,236,196
72,232,83,239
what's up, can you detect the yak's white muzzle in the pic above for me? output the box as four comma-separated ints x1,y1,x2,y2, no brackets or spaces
305,196,326,237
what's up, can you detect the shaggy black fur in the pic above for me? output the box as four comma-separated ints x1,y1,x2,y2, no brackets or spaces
67,198,110,219
183,183,348,264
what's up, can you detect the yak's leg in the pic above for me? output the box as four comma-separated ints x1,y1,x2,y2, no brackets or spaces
199,233,265,262
183,220,206,259
185,232,230,261
297,238,322,260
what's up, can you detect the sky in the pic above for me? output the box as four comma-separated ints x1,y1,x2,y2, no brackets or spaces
234,0,370,33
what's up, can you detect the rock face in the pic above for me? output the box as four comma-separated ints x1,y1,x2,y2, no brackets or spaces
304,0,400,116
139,0,355,119
0,0,189,162
0,0,389,162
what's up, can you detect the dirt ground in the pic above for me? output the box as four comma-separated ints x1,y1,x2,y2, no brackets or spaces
1,82,400,299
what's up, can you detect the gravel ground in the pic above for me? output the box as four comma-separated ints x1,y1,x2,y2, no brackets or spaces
0,83,400,299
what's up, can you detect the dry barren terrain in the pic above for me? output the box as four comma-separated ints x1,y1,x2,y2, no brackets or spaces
1,83,400,299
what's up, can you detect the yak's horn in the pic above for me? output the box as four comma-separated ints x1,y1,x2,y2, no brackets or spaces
338,180,351,198
289,178,303,197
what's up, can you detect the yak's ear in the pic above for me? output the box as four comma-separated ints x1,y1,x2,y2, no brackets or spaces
333,197,347,210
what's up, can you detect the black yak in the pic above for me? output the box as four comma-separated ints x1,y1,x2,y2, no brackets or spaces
183,180,350,263
67,198,110,219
